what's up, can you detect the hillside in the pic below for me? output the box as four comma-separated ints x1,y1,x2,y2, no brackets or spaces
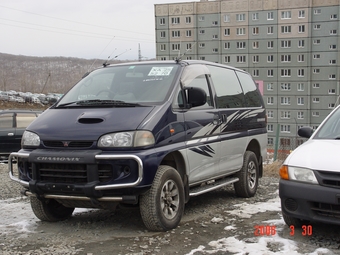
0,52,134,95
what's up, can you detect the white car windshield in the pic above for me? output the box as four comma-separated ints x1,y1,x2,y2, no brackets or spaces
314,106,340,139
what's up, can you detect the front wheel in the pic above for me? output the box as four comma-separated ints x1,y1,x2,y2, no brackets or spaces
140,165,185,231
30,196,75,222
234,151,259,198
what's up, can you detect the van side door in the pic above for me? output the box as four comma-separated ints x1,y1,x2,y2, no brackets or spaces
0,113,15,155
207,65,248,175
177,65,221,185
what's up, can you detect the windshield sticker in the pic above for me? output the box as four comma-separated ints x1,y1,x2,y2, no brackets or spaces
148,67,173,76
128,66,135,69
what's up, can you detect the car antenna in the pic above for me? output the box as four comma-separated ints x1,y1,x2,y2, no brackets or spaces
175,42,196,63
87,36,116,71
103,48,132,67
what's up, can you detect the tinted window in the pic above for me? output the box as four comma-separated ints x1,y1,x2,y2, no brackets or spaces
0,113,13,128
236,71,263,107
207,65,245,108
16,113,37,128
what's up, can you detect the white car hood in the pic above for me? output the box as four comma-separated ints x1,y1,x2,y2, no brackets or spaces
285,139,340,172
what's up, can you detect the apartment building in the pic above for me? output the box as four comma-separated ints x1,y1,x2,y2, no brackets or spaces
155,0,340,149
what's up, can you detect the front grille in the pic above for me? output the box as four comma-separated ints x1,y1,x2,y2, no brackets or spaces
28,163,113,184
311,202,340,219
316,171,340,189
43,141,94,148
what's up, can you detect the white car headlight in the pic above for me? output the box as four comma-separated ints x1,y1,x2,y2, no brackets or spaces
22,131,40,147
288,166,318,184
98,131,155,148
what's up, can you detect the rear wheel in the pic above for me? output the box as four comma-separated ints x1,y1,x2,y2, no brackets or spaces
30,196,75,222
140,165,185,231
234,151,259,198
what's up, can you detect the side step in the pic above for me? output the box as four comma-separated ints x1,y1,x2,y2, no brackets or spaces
189,177,239,197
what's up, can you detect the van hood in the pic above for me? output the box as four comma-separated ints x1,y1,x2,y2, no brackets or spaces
285,139,340,172
27,107,154,141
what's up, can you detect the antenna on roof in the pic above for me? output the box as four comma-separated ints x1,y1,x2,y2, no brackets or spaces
88,36,115,71
103,48,132,67
175,42,197,63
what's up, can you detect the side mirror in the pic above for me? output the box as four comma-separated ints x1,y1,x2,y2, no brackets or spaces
298,126,313,138
185,87,207,108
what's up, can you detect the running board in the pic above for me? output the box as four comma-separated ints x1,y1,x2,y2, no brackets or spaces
189,177,239,197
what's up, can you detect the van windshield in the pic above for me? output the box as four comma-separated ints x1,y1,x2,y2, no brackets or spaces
57,64,179,107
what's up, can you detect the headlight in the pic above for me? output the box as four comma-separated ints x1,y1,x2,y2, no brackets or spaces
288,166,318,184
22,131,40,147
98,131,155,148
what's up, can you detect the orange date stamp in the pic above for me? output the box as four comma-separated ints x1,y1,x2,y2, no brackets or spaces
254,225,313,236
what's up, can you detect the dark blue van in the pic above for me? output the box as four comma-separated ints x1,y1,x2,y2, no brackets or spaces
9,60,267,231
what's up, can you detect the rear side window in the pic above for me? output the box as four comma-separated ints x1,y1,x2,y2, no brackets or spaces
236,71,263,107
16,113,37,128
207,65,245,108
0,113,13,128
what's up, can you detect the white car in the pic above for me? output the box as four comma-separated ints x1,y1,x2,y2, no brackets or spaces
279,104,340,227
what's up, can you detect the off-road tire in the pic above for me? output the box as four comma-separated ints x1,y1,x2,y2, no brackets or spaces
30,196,75,222
140,165,185,231
234,151,259,198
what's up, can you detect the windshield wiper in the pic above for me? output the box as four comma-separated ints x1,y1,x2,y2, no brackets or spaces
56,99,142,108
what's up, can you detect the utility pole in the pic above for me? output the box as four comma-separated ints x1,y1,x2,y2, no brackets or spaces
138,43,142,62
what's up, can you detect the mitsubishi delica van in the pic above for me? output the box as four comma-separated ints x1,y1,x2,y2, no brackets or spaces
9,60,267,231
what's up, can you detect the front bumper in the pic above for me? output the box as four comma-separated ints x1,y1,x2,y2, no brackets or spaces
9,150,144,203
279,179,340,225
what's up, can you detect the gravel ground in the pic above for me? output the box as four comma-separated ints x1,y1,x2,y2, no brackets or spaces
0,162,339,255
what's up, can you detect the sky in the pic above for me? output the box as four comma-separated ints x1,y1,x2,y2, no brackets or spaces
0,0,193,60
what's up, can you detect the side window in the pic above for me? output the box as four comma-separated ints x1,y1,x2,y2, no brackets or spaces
236,71,263,107
16,113,37,128
184,74,212,108
207,65,245,108
0,113,14,128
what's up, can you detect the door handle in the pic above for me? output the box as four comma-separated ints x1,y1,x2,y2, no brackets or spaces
7,133,14,136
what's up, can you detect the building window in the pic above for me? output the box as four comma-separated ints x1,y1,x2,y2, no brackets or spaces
253,55,259,63
186,30,192,37
160,57,167,61
252,13,259,20
281,69,291,77
236,56,246,63
329,89,336,94
267,55,274,62
252,27,259,35
224,42,230,49
267,110,274,118
281,55,291,62
299,10,305,18
267,41,274,49
331,14,338,20
236,41,246,49
267,97,274,105
212,35,218,39
224,28,230,36
224,56,230,63
172,44,180,51
313,54,320,59
198,16,205,21
212,21,218,26
212,48,218,53
267,83,274,91
297,112,304,119
281,40,291,48
298,54,305,62
281,97,291,105
313,68,320,74
186,43,192,50
329,103,335,108
312,111,319,117
185,17,191,24
236,14,246,21
267,26,274,34
253,41,259,49
172,31,180,38
298,40,305,48
281,111,291,119
199,43,205,48
160,44,166,51
267,69,274,77
298,69,305,77
297,97,304,105
237,28,246,35
224,14,230,22
199,56,205,60
160,31,166,38
268,124,274,132
314,24,321,30
298,25,305,33
281,25,291,34
281,83,291,91
313,83,320,88
267,12,274,20
330,60,337,65
171,17,180,24
314,9,321,15
281,125,291,133
313,97,320,103
253,70,259,77
160,18,166,25
329,74,336,79
330,30,337,35
297,83,304,91
281,11,292,19
330,45,337,50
